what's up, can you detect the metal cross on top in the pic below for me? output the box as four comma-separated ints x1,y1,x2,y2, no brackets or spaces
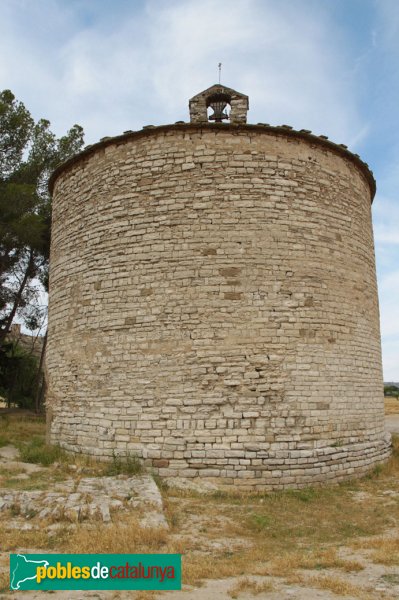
218,62,222,84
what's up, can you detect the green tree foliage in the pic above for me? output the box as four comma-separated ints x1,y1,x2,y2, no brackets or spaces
0,341,38,408
0,89,84,340
0,89,84,408
384,384,399,397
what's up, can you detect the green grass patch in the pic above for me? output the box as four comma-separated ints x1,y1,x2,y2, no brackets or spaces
18,436,67,466
152,472,169,492
381,573,399,585
366,463,384,479
0,433,9,447
248,513,272,531
285,487,319,502
103,452,143,477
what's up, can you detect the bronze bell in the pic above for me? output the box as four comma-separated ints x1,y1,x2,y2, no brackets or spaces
207,94,230,122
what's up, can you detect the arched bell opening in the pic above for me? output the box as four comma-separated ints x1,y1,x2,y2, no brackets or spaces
189,84,249,124
206,93,231,123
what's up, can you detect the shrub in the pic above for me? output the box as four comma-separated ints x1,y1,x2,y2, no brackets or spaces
384,385,399,397
0,341,39,409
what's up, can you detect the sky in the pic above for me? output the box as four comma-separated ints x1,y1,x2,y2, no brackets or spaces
1,0,398,380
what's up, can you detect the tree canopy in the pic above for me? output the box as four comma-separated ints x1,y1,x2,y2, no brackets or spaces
0,89,84,341
0,89,84,407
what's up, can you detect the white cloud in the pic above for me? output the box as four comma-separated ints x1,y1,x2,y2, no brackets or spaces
374,197,399,380
375,0,399,46
373,194,399,245
381,338,399,382
1,0,398,378
0,0,368,146
379,269,399,339
375,229,399,246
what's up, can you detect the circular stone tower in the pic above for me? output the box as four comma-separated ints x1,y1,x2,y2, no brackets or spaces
47,84,390,489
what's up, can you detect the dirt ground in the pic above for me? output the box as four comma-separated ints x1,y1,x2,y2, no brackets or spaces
0,404,398,599
386,414,399,435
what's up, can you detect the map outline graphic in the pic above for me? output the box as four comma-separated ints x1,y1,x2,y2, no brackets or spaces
10,553,49,590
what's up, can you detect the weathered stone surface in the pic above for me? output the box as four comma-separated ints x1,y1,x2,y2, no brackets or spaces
0,446,46,474
189,84,249,124
0,445,20,461
0,475,167,527
46,94,390,489
165,477,219,494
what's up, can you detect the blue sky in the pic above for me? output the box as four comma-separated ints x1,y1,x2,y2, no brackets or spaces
1,0,398,380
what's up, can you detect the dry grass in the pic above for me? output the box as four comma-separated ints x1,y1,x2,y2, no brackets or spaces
352,534,399,566
179,546,364,587
0,464,25,478
286,572,379,599
385,397,399,415
110,593,156,600
169,475,397,552
265,548,363,576
228,576,274,598
59,515,169,554
0,519,51,552
367,435,399,479
182,553,254,586
0,469,66,492
0,571,9,594
0,413,45,446
163,436,399,590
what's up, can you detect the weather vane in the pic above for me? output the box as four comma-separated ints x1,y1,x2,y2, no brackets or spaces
218,62,222,84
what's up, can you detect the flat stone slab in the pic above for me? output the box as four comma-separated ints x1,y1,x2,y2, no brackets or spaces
0,474,167,528
0,445,45,473
0,444,20,461
0,459,45,474
165,477,219,494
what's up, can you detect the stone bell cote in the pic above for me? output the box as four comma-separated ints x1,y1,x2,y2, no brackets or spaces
189,84,249,125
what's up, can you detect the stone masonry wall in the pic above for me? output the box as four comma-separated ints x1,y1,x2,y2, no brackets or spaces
189,85,249,124
47,124,391,490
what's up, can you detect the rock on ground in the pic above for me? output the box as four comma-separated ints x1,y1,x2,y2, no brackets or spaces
0,474,167,527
